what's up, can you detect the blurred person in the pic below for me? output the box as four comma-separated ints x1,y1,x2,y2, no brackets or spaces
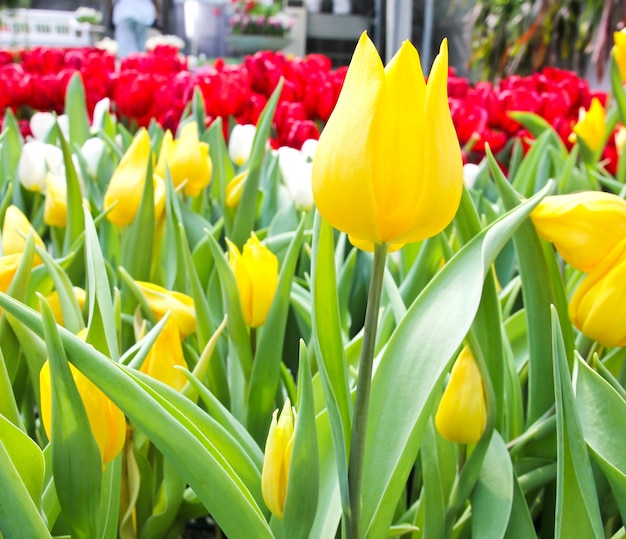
107,0,161,57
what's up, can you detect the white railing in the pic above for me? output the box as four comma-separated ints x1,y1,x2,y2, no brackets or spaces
0,9,93,47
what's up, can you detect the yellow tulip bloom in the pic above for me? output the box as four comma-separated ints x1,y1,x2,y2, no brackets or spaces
103,129,166,226
44,173,68,228
0,253,22,293
140,317,189,391
311,33,463,251
155,122,212,197
2,205,45,262
262,399,295,520
569,97,606,153
135,281,196,337
531,191,626,273
39,330,126,464
435,346,487,444
614,29,626,82
225,170,248,208
227,233,278,328
569,238,626,347
45,287,87,326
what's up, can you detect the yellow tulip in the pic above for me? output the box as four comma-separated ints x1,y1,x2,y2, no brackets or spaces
311,33,463,251
44,173,68,228
262,399,295,520
569,238,626,347
135,281,196,336
45,287,87,326
39,330,126,464
225,170,248,208
0,253,22,293
155,122,212,197
531,191,626,273
227,233,278,328
614,29,626,82
2,205,45,262
569,97,606,153
103,129,165,226
435,346,487,444
140,317,189,390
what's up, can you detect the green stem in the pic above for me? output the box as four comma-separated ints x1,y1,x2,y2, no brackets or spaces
347,242,388,539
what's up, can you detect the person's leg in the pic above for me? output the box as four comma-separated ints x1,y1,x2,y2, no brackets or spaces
115,18,138,57
134,22,149,52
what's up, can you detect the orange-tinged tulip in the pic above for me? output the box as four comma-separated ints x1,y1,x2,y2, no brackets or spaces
569,97,606,153
45,287,87,326
262,399,295,520
569,238,626,347
311,33,463,251
103,129,165,226
435,346,487,444
614,29,626,82
155,122,212,197
39,330,126,464
0,253,22,293
140,317,189,390
227,233,278,328
2,205,45,262
135,281,196,336
531,191,626,273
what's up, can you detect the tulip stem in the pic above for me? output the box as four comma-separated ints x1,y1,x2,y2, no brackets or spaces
347,242,388,539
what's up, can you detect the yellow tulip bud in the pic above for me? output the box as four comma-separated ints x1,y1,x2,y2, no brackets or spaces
569,98,606,153
227,233,278,328
45,287,87,326
39,330,126,464
531,191,626,273
155,122,212,197
262,399,295,520
2,205,45,262
135,281,196,337
569,238,626,347
225,170,248,208
44,173,68,228
140,317,188,390
0,253,22,293
435,346,487,444
311,33,463,251
103,129,166,226
614,29,626,83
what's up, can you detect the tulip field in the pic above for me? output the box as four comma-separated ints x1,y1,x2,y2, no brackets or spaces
1,28,626,539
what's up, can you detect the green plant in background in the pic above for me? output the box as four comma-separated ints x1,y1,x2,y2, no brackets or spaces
469,0,624,80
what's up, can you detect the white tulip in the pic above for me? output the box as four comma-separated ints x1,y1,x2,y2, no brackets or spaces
228,124,256,167
18,141,63,193
29,112,56,141
56,115,70,142
462,163,481,189
81,138,106,177
277,146,314,211
91,97,110,134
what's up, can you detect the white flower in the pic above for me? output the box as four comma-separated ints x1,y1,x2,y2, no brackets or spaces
228,124,256,167
17,141,64,193
277,146,314,211
91,97,110,134
29,112,56,141
300,138,318,161
95,37,119,55
57,115,70,142
462,163,481,190
145,34,186,51
81,138,106,177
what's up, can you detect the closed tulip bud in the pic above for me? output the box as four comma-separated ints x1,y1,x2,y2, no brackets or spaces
312,34,463,251
277,146,314,211
45,287,87,326
103,129,166,226
17,141,63,193
227,233,278,328
569,98,606,153
140,317,188,390
39,330,126,464
135,281,196,337
29,111,56,141
228,123,256,167
0,253,22,293
262,399,295,520
614,29,626,82
531,191,626,273
2,205,45,260
569,238,626,347
155,122,212,197
225,170,248,208
81,137,106,178
435,346,487,444
44,173,68,228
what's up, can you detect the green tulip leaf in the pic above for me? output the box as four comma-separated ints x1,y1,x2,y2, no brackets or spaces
551,307,604,539
575,355,626,523
360,182,553,537
471,431,514,538
0,348,21,428
504,472,537,539
2,109,23,194
64,73,91,147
